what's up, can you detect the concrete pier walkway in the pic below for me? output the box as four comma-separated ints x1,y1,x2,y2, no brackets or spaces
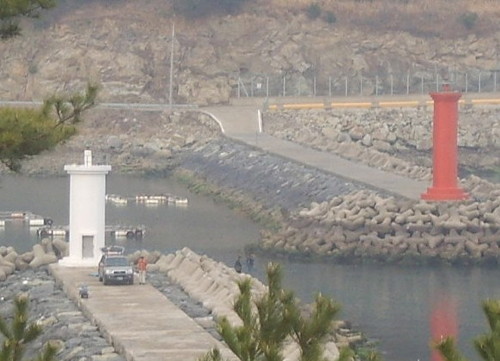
203,106,428,200
49,264,238,361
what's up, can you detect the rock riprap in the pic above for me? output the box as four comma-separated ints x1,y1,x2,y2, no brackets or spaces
0,268,126,361
260,188,500,264
141,247,359,361
264,107,500,182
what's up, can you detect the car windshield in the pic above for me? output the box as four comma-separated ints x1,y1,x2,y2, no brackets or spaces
105,257,129,266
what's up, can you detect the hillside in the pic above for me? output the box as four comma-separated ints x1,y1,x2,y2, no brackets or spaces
0,0,499,105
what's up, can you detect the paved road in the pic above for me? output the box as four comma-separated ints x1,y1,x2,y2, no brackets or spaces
49,264,239,361
203,106,428,200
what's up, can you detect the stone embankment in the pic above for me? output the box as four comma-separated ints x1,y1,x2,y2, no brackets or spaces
264,107,500,181
174,135,500,265
17,109,221,176
1,244,363,361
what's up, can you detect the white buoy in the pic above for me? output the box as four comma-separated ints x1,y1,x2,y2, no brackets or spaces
59,150,111,267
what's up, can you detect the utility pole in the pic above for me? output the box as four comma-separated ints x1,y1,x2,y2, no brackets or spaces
169,22,175,111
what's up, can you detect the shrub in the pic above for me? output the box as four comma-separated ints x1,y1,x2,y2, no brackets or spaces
173,0,251,18
458,11,478,30
325,10,337,24
306,3,322,19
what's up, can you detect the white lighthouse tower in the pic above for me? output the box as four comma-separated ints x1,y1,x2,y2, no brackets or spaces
59,150,111,267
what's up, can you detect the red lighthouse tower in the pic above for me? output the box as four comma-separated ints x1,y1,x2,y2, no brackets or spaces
421,85,469,201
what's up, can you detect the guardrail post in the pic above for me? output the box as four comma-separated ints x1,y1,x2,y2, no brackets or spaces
406,72,410,95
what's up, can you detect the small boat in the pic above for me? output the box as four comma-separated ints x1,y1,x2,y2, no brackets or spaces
106,194,128,205
174,197,188,205
28,218,46,227
36,227,68,239
144,198,160,205
110,227,145,240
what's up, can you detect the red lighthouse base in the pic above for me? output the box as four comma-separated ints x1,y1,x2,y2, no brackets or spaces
421,186,469,201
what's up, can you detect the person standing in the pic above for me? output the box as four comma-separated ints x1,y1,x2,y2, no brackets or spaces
234,255,242,273
246,253,255,272
137,256,148,285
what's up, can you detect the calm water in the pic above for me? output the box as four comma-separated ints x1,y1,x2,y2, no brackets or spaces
1,174,499,361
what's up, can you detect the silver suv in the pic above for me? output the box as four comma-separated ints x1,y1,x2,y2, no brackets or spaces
98,247,134,285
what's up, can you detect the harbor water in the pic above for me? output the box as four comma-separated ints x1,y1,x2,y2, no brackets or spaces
0,174,499,361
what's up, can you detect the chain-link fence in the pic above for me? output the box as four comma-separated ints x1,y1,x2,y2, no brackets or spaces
233,70,499,98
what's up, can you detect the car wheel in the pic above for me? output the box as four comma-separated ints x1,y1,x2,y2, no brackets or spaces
129,278,134,285
103,277,109,285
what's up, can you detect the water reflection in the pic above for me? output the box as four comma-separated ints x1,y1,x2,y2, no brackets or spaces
255,259,500,361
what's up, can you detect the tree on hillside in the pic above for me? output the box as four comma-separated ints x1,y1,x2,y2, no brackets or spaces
434,299,500,361
200,262,358,361
173,0,251,18
0,83,98,171
0,293,59,361
0,0,55,39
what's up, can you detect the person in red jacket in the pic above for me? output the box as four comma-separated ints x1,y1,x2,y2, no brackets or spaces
137,256,148,285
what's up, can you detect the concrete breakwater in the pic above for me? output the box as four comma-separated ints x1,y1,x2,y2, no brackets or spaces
176,137,500,265
7,106,500,267
259,186,500,264
1,244,363,361
264,107,500,182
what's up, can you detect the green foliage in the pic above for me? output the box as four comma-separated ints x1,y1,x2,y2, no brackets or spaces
289,293,341,361
199,348,224,361
458,11,478,30
355,347,382,361
434,299,500,361
474,300,500,361
325,11,336,24
201,262,352,361
0,83,98,171
173,0,251,18
305,3,321,20
0,293,59,361
0,0,55,39
217,263,294,361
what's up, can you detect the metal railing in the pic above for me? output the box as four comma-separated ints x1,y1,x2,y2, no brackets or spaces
234,70,499,98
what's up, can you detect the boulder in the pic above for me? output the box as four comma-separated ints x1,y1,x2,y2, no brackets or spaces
29,253,58,268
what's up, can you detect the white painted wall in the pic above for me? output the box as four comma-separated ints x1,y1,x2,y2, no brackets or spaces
60,152,111,267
